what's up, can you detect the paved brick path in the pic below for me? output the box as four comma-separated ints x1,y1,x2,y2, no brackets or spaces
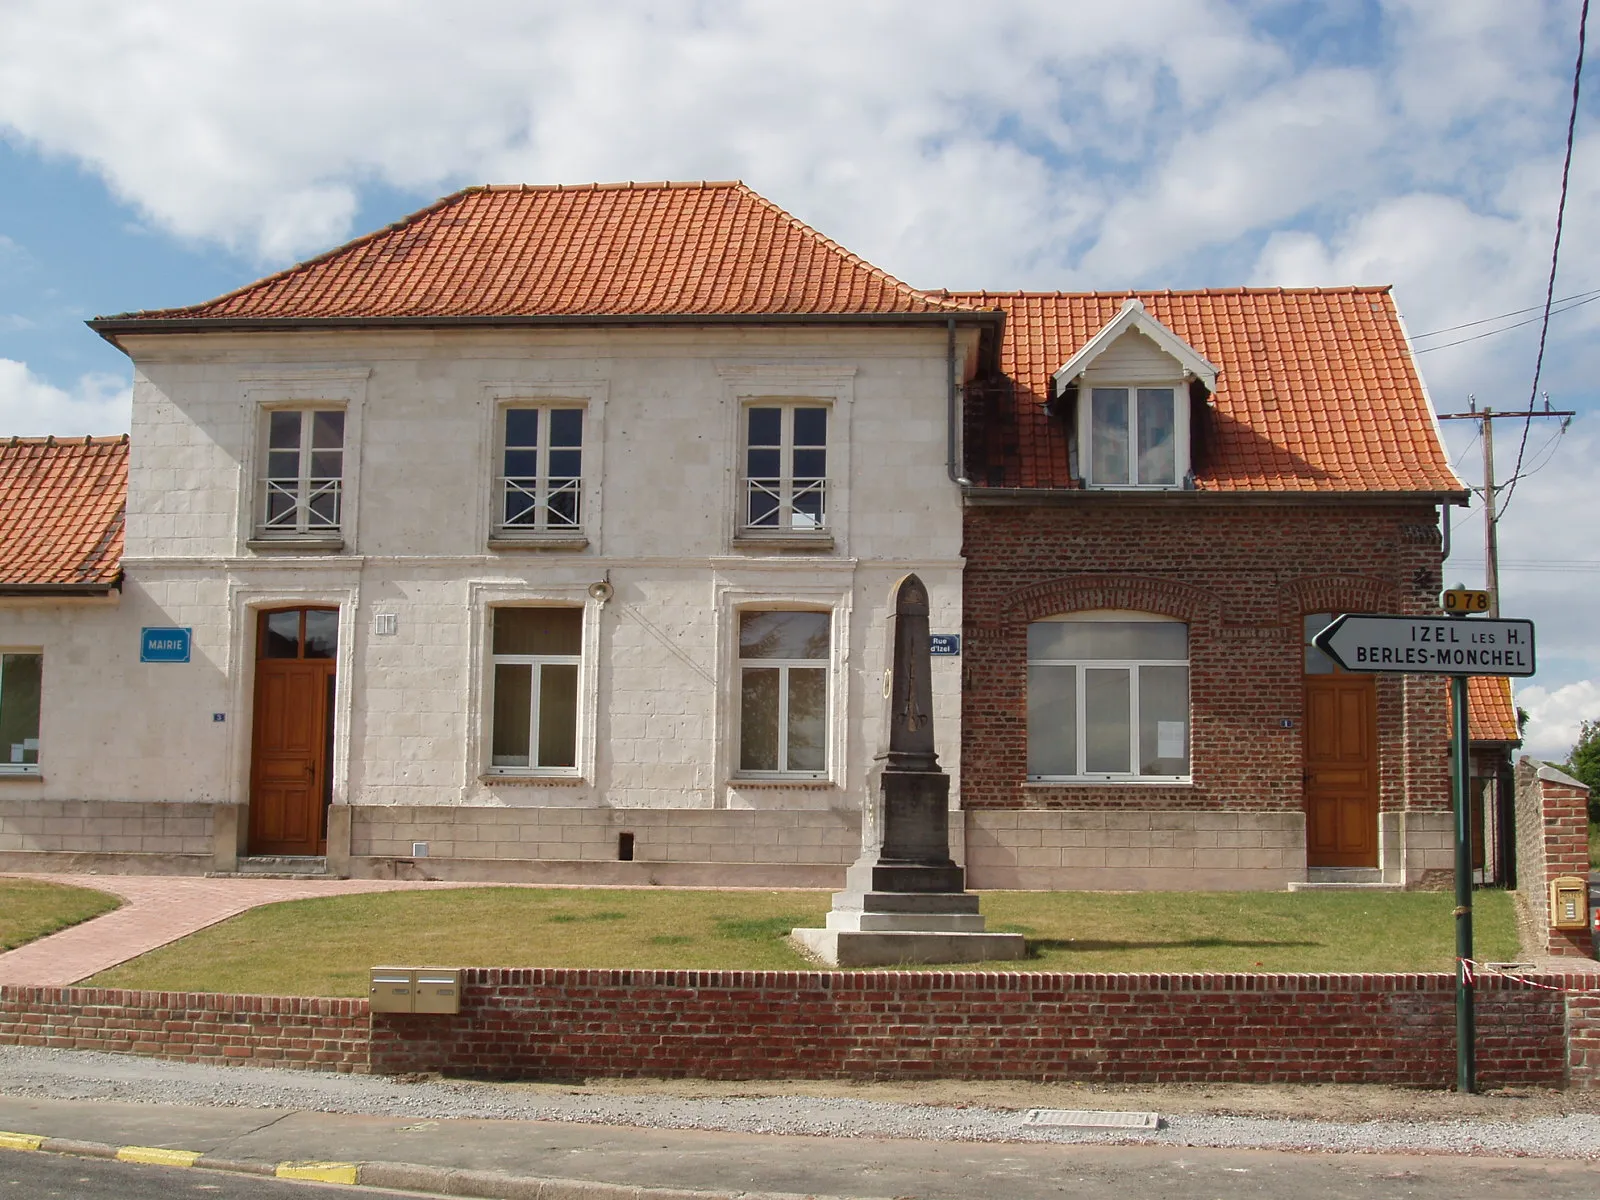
0,874,480,987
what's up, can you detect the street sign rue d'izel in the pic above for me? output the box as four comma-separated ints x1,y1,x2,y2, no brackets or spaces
1312,614,1536,677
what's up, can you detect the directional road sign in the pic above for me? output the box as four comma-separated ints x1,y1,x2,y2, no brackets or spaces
1312,614,1535,677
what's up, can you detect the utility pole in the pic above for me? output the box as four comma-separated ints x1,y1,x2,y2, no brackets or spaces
1438,404,1574,617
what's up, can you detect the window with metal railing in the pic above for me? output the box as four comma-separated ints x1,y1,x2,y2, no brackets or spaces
258,409,344,537
743,404,826,534
498,406,583,535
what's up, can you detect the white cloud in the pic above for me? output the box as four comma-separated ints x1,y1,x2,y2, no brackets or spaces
1084,68,1389,279
0,358,129,435
0,0,1283,277
1517,679,1600,763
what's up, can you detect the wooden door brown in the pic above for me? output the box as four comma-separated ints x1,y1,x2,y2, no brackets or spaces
1303,675,1378,867
248,608,337,855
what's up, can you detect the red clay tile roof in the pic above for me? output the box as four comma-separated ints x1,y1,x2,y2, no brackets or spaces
106,182,978,322
1462,675,1522,744
0,436,126,589
954,289,1465,495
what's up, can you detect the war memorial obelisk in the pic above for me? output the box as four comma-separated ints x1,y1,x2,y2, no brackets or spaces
790,574,1026,967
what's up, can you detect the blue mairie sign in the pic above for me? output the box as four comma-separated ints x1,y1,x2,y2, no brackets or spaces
929,634,961,657
140,627,192,664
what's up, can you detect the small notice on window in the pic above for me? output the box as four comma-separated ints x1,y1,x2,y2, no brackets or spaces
1157,721,1185,759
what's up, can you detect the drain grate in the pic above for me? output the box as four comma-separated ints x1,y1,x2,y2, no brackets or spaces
1024,1109,1160,1130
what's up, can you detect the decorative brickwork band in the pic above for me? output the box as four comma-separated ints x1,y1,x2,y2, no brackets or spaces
997,573,1221,629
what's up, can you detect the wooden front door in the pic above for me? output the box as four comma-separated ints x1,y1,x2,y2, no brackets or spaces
1303,674,1379,867
249,608,337,855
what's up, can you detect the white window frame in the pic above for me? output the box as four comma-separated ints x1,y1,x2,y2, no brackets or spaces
1077,384,1188,490
713,577,851,793
735,608,832,779
466,581,602,786
486,605,585,777
254,406,346,537
0,651,42,776
494,403,586,538
741,401,830,535
1026,611,1191,782
480,383,606,552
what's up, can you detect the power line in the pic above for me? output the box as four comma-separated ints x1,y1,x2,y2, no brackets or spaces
1411,286,1600,338
1502,0,1589,520
1413,292,1600,353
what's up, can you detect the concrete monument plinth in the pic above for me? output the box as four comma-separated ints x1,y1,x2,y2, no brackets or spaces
790,574,1026,968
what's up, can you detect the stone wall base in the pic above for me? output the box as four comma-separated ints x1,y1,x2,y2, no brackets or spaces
347,855,845,888
350,804,862,869
962,809,1306,891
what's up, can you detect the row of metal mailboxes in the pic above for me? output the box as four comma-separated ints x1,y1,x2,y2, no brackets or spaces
369,967,462,1014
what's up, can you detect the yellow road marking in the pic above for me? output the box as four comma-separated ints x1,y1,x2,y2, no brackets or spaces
0,1132,44,1152
276,1161,360,1184
116,1145,203,1167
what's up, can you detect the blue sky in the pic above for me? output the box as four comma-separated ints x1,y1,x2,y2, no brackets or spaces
1,0,1596,758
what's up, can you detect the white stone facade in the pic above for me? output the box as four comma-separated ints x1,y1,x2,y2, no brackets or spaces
1,326,971,881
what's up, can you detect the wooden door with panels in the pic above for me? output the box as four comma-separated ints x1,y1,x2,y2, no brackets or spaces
1302,613,1379,868
249,608,338,856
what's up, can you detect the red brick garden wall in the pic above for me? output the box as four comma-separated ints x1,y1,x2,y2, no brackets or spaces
6,973,1597,1088
960,501,1449,816
368,967,1582,1088
0,986,368,1072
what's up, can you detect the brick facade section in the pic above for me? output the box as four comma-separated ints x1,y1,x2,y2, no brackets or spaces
1515,758,1595,958
369,967,1587,1088
0,986,368,1072
961,501,1448,816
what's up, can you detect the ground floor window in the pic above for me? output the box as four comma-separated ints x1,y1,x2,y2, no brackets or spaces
490,607,582,772
1027,613,1189,779
0,652,41,773
738,609,829,776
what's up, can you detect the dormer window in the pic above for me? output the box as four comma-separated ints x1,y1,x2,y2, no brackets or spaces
1053,298,1218,493
1087,386,1180,487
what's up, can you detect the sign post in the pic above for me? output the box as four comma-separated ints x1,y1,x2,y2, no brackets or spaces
1311,607,1535,1095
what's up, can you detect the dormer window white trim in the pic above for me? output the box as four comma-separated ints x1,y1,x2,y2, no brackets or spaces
1051,298,1218,394
1080,385,1188,488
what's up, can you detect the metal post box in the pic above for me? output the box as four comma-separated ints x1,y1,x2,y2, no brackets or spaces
412,968,462,1014
369,968,415,1013
1550,876,1589,930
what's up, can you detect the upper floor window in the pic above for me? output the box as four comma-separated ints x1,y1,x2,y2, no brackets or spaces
1083,386,1182,488
1027,613,1189,780
744,404,827,533
738,609,829,776
490,607,582,773
0,652,41,775
499,406,583,534
258,409,344,536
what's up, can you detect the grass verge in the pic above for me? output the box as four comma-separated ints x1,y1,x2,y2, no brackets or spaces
87,886,1521,997
0,878,121,951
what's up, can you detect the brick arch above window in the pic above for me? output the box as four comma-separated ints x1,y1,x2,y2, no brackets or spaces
999,574,1222,628
1278,574,1405,625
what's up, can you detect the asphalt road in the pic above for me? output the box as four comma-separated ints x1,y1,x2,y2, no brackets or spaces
3,1141,1600,1200
0,1153,409,1199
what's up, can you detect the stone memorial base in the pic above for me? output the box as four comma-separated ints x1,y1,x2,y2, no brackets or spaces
790,887,1027,968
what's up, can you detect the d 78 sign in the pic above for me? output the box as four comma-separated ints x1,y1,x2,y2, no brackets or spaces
1312,614,1536,677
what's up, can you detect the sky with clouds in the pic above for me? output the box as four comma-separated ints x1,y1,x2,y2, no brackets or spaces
0,0,1595,759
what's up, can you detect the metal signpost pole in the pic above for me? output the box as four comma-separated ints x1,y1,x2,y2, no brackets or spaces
1450,668,1475,1094
1311,595,1537,1096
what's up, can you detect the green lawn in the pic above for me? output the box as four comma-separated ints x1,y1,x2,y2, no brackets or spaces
87,886,1521,997
0,878,121,951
